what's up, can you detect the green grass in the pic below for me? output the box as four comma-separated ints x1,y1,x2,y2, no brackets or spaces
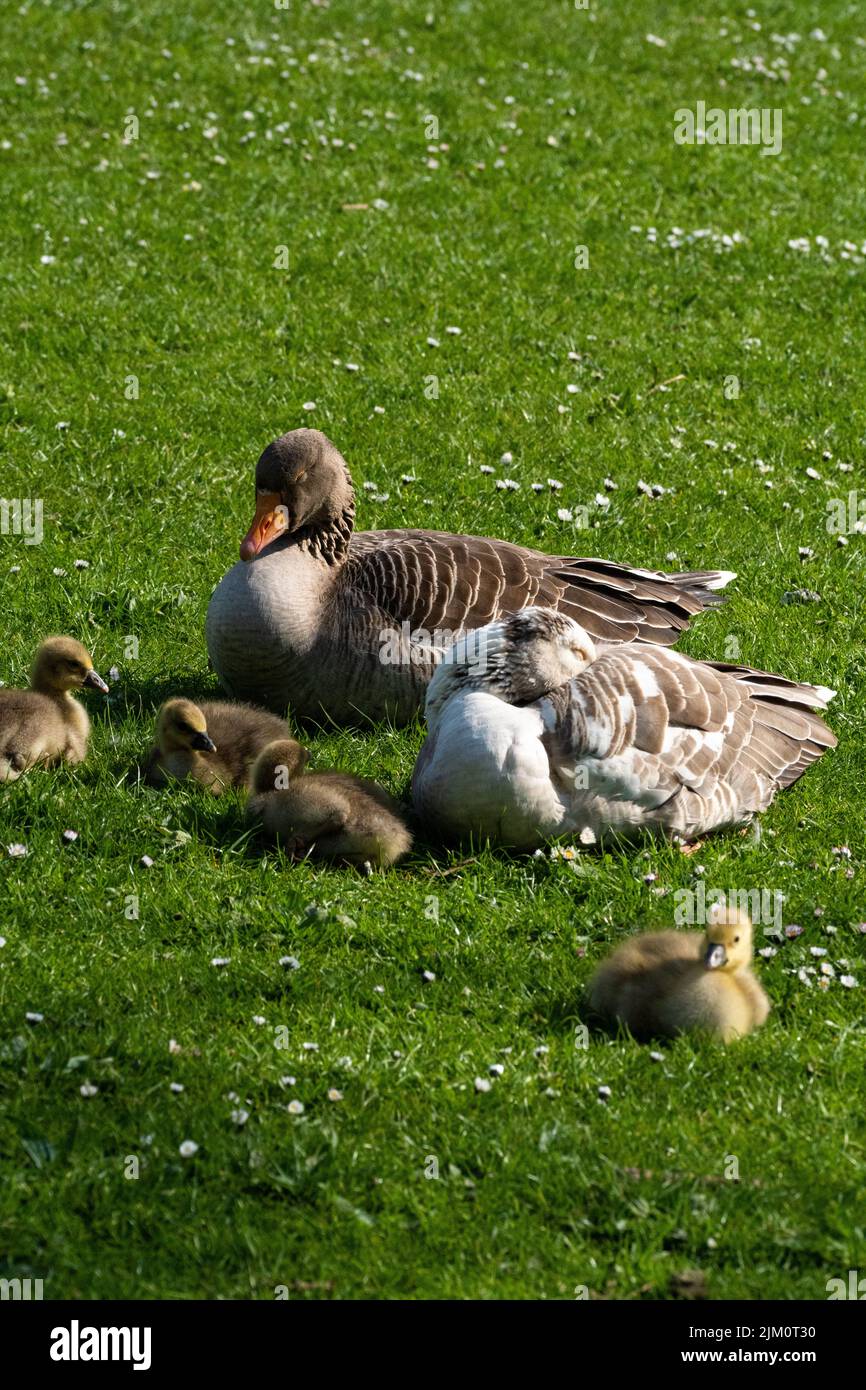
1,0,865,1300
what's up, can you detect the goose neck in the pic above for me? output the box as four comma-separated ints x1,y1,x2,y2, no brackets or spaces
295,499,355,566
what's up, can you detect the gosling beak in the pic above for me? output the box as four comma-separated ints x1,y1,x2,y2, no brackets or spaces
240,491,288,561
192,732,217,753
83,669,109,693
705,943,727,970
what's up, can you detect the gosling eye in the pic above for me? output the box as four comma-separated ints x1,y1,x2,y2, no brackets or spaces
733,936,740,943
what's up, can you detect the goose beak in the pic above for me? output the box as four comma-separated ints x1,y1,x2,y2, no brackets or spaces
240,492,288,561
192,732,217,753
83,670,109,694
705,943,727,970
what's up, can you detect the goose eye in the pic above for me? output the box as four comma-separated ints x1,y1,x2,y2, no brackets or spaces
734,936,740,943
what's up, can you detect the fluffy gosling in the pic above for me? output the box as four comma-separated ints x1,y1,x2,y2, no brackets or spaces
247,738,412,869
587,905,770,1043
142,697,290,794
0,636,108,781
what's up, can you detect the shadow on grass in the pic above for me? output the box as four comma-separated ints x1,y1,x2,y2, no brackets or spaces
99,673,228,722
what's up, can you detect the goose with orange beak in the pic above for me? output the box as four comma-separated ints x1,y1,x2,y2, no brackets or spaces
206,427,736,722
240,492,289,562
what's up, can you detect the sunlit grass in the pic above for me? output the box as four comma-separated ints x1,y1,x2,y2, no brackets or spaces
0,0,864,1300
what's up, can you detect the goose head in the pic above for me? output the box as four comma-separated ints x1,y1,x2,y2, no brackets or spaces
424,607,596,726
251,737,311,792
32,637,108,696
156,699,217,754
702,905,754,972
240,428,355,561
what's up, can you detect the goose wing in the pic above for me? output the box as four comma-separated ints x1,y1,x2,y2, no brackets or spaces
346,530,732,648
541,647,836,828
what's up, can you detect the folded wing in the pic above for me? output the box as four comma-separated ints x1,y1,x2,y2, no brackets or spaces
347,530,732,648
540,647,836,834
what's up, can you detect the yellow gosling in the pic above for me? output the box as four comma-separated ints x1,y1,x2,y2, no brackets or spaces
587,905,770,1043
0,636,107,780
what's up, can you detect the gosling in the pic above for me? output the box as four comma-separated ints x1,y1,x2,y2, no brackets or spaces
142,697,290,794
247,738,412,869
0,636,108,780
587,905,770,1043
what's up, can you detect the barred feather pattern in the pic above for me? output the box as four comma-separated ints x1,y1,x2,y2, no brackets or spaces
539,647,837,840
333,535,729,714
411,611,837,848
346,531,727,645
205,427,734,723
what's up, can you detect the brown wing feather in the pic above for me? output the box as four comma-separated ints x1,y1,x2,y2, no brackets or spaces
542,647,836,808
346,531,727,647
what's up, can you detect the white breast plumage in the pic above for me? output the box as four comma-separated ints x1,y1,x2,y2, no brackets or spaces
412,690,568,845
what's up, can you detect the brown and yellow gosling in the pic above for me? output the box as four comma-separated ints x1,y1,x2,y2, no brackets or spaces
142,697,290,794
0,636,108,780
587,905,770,1044
247,738,412,869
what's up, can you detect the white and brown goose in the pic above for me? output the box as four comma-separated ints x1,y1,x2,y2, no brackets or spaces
411,608,837,848
205,428,734,723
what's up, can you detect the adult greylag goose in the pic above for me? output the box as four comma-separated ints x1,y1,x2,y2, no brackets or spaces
587,905,771,1043
205,429,734,723
411,608,836,848
141,697,290,794
0,637,108,780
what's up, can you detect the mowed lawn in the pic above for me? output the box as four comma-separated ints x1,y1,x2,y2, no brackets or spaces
1,0,865,1300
